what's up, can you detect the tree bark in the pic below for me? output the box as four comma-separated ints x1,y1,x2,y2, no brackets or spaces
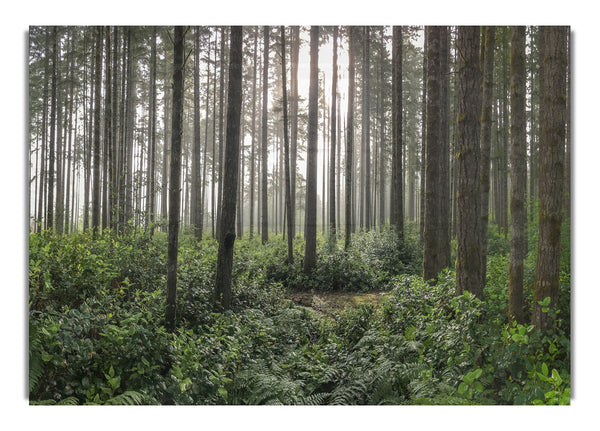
329,26,338,245
166,26,186,333
281,26,294,263
215,26,244,310
508,26,527,324
345,26,355,250
533,26,568,331
423,26,442,283
479,26,496,290
304,26,320,272
261,26,270,244
391,26,404,244
455,26,483,298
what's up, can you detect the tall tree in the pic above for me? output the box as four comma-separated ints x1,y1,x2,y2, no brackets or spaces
215,26,244,309
439,26,451,269
455,26,483,298
91,26,103,234
304,26,319,272
423,26,443,283
345,26,355,250
290,26,300,239
479,26,496,289
261,26,270,244
281,26,294,263
146,27,157,233
391,26,404,243
508,26,527,324
47,27,58,231
329,26,338,244
166,26,187,332
362,26,372,231
532,26,568,331
192,27,203,239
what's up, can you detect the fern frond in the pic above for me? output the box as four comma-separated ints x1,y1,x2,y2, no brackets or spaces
103,390,145,405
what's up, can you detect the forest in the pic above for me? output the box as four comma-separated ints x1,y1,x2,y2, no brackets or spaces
28,25,571,407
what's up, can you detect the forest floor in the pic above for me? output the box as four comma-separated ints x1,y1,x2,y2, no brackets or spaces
287,290,388,315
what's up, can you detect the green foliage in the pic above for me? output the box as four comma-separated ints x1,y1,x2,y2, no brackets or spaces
29,225,569,405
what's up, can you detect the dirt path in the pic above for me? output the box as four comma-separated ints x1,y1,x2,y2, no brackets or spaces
287,291,388,315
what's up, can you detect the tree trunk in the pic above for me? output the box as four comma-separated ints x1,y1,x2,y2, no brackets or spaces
391,26,404,243
192,27,203,239
304,26,319,273
166,26,186,333
423,26,443,283
261,26,270,244
508,26,527,324
345,26,355,250
362,26,371,231
533,26,568,332
439,26,451,269
147,27,157,233
329,26,338,245
455,26,483,298
290,26,300,239
479,26,496,290
92,25,104,234
281,26,294,263
249,27,258,240
215,26,244,310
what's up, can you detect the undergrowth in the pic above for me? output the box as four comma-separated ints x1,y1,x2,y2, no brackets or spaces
29,220,570,405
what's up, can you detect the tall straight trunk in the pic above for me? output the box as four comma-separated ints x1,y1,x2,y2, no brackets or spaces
479,26,496,289
304,26,319,272
328,26,338,244
281,26,294,263
290,26,300,239
103,26,112,232
419,28,427,243
363,26,371,231
345,26,355,250
166,26,186,333
65,49,75,233
161,66,171,229
192,27,202,239
110,27,120,231
455,26,483,298
147,27,157,232
215,26,243,310
249,27,258,239
37,28,50,230
91,26,103,234
47,27,58,231
423,26,442,283
533,26,568,331
216,27,227,236
508,26,527,324
391,26,404,243
261,26,270,243
55,87,64,235
439,26,451,268
378,27,386,231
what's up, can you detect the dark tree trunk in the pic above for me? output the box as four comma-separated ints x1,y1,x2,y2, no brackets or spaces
47,27,58,231
455,26,483,298
508,26,527,324
92,26,105,233
281,26,294,263
192,27,203,239
533,26,568,332
439,26,451,269
391,26,404,244
147,27,157,233
362,26,371,231
166,26,186,333
290,26,300,239
423,26,443,283
249,27,259,240
345,26,355,250
419,28,427,244
329,26,338,244
215,26,244,310
479,26,496,290
304,26,319,272
261,26,270,244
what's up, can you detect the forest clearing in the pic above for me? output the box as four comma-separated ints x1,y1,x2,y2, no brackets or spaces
27,25,571,408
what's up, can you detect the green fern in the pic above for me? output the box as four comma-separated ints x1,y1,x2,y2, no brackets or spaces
98,390,146,405
30,396,79,406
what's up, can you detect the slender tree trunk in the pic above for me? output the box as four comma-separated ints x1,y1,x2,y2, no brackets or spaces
508,26,527,324
147,27,157,233
439,26,451,268
419,28,427,244
479,26,496,290
261,26,270,244
192,27,203,239
166,26,187,333
290,26,300,239
533,26,568,331
103,26,112,232
249,27,258,240
455,26,483,298
391,26,404,243
215,26,243,310
281,26,294,263
328,26,338,245
304,26,319,272
91,26,103,234
47,27,58,231
345,26,355,250
363,26,371,231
